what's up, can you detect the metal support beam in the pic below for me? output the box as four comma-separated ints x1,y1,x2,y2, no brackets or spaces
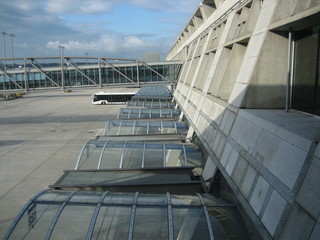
75,142,90,170
163,143,166,167
137,60,172,83
0,61,23,89
0,57,182,92
27,59,60,88
132,120,137,135
182,144,188,166
45,191,78,240
128,192,139,240
61,57,65,90
196,193,215,240
3,190,49,239
136,60,140,86
166,193,174,240
142,141,146,168
24,58,28,91
86,191,109,240
119,141,128,169
98,141,110,169
98,58,102,88
100,58,136,84
286,29,293,112
66,58,98,86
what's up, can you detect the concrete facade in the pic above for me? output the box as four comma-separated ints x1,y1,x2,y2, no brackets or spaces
167,0,320,239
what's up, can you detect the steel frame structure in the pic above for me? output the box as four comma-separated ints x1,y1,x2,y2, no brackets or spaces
0,57,182,92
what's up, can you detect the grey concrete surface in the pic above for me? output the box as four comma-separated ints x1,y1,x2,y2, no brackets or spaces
0,89,124,237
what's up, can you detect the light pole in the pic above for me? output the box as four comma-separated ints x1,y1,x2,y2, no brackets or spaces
59,45,65,57
10,33,14,68
2,31,7,67
85,52,89,64
61,46,65,57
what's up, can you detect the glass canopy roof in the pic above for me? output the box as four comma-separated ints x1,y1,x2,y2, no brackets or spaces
50,168,204,193
126,100,176,109
131,96,173,102
135,85,172,97
103,120,188,136
117,108,181,119
75,141,204,170
5,190,250,240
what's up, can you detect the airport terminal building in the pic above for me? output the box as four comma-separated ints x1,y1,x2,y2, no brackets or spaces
2,0,320,239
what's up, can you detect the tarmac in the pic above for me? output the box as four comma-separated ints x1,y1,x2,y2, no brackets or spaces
0,89,129,237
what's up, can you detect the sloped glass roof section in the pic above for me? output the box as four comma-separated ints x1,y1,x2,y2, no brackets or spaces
103,120,188,136
5,190,250,240
50,168,204,193
131,96,173,101
117,108,181,119
75,141,204,170
127,100,176,109
135,85,172,97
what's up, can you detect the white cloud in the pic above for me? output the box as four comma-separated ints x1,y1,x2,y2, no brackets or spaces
45,0,201,15
2,0,200,58
45,0,113,15
46,34,153,55
128,0,201,13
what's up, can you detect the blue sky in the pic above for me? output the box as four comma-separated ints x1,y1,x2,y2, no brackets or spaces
0,0,201,60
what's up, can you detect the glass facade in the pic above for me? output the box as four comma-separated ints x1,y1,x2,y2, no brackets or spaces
292,25,320,116
0,60,182,90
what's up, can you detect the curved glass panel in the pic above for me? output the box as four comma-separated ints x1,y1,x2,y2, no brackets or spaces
127,100,175,109
173,207,210,240
117,108,180,119
6,191,250,240
50,205,95,240
133,121,148,135
133,206,168,240
99,142,123,169
131,96,173,102
76,141,204,170
122,142,144,168
8,204,59,240
77,142,104,170
135,85,172,97
92,206,131,240
104,120,188,136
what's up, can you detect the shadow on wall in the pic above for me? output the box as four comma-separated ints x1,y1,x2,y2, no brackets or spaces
177,82,320,240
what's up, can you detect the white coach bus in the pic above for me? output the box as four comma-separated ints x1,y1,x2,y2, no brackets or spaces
91,91,136,105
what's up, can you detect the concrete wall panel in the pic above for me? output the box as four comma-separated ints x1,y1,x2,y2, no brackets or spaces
279,203,315,240
240,164,257,199
261,190,287,236
230,115,262,153
296,155,320,219
249,176,270,215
